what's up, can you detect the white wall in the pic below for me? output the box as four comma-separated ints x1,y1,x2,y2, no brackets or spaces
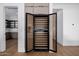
57,10,63,45
18,3,25,52
0,3,25,52
5,8,18,20
53,9,63,45
0,5,5,51
49,3,53,14
53,3,79,46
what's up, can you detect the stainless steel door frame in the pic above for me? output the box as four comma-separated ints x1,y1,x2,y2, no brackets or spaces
26,13,34,52
49,13,57,52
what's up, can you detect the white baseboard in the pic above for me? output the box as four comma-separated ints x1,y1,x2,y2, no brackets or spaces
63,43,79,46
18,50,25,52
57,42,63,46
0,49,5,52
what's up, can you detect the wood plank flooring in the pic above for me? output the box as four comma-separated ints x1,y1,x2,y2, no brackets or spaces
49,44,79,56
0,39,79,56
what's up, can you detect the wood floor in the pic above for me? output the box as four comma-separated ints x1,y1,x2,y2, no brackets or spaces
0,39,79,56
49,44,79,56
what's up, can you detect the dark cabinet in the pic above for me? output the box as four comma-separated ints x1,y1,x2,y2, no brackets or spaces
6,32,18,40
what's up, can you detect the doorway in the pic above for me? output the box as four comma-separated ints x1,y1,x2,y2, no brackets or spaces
5,7,18,52
25,13,57,52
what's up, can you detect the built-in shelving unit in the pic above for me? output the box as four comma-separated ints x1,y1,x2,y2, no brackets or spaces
6,20,18,28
